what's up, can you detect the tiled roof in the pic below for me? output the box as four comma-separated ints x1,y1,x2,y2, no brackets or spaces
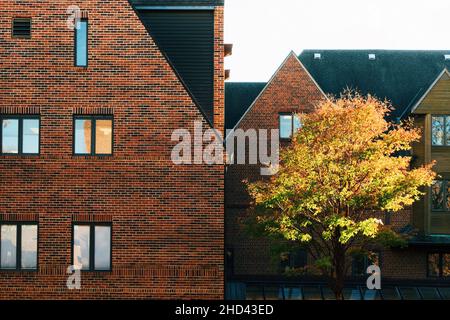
299,50,450,120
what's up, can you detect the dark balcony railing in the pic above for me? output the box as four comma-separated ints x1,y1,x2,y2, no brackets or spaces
226,281,450,300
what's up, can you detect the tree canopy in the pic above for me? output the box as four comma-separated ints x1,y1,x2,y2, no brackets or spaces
247,93,436,298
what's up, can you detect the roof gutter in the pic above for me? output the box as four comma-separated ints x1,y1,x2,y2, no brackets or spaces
134,6,215,10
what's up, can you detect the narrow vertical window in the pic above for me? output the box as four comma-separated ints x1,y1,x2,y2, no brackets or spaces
427,253,441,277
428,252,450,278
293,114,302,133
22,119,40,154
0,225,17,269
75,20,88,67
95,119,113,155
94,226,111,271
73,225,90,270
279,114,293,139
432,116,446,146
443,254,450,277
74,119,92,154
2,119,19,154
21,225,38,270
431,180,444,210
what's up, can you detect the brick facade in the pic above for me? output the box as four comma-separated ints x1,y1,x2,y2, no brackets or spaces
0,0,224,299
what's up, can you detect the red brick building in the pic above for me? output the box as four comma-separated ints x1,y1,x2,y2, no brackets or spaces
225,50,450,299
0,0,225,299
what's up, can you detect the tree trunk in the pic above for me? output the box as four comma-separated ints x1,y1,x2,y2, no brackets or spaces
331,243,346,300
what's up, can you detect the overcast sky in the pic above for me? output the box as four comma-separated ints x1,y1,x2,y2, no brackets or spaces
224,0,450,82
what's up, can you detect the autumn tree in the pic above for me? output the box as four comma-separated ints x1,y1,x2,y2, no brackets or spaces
247,93,435,299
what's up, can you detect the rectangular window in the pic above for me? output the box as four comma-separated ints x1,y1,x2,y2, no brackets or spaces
74,116,113,155
75,20,88,67
73,223,111,271
0,223,38,270
279,113,302,139
427,252,450,278
1,116,40,155
431,180,450,212
431,115,450,146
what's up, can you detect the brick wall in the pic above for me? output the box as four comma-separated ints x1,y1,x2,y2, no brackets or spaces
0,0,224,299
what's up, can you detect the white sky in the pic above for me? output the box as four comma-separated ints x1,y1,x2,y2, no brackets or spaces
224,0,450,82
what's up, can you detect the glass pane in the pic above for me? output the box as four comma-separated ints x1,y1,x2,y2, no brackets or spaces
22,119,39,154
2,119,19,153
444,254,450,277
94,226,111,270
246,285,263,300
431,181,444,210
263,286,282,300
302,286,322,300
343,287,362,300
362,289,382,300
95,120,112,154
293,114,302,133
75,20,88,66
419,287,441,300
21,225,38,269
428,253,440,277
399,287,420,300
381,287,401,300
432,116,444,146
1,225,17,269
279,115,292,139
73,225,90,270
446,117,450,145
75,119,91,154
438,287,450,300
283,287,303,300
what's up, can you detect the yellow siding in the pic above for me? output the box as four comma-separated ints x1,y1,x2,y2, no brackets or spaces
412,71,450,234
414,71,450,114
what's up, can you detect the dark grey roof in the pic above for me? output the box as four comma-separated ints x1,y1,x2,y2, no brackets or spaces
299,50,450,119
129,0,223,7
225,82,266,130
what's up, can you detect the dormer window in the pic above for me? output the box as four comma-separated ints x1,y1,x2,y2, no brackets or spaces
445,54,450,61
368,53,376,60
314,53,321,60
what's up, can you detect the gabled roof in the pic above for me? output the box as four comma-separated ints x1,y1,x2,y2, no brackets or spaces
225,51,326,131
298,50,450,120
225,82,266,130
411,68,450,113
